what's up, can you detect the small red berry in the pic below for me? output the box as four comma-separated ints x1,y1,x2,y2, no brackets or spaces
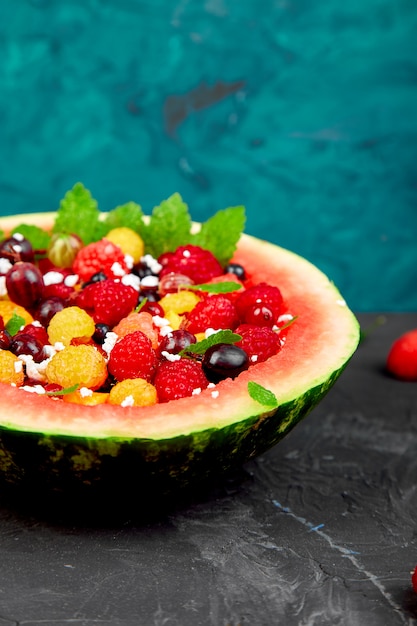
158,245,223,284
73,239,130,282
235,282,284,327
108,331,157,382
76,279,138,328
154,358,209,402
386,329,417,381
185,294,239,334
235,323,282,364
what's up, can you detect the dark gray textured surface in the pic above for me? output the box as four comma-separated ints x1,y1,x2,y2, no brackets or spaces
0,313,416,626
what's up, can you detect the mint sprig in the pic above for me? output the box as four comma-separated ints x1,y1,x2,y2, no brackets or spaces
180,329,242,356
53,182,102,245
103,201,144,235
141,193,192,258
248,381,279,408
192,206,246,266
46,384,80,397
5,313,26,336
11,224,51,251
185,282,242,294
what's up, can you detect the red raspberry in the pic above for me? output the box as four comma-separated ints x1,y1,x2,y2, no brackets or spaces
154,358,209,402
108,330,157,382
73,239,130,283
386,329,417,380
158,245,223,284
235,282,284,327
412,566,417,593
76,279,138,327
43,282,75,301
235,324,281,364
185,294,239,334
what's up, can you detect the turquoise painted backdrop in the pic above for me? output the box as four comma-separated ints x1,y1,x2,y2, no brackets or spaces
0,0,416,311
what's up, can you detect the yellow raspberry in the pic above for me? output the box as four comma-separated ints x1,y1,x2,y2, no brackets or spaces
0,301,33,326
0,349,25,386
47,306,95,347
108,378,157,407
105,227,144,264
164,310,182,331
63,389,110,406
46,344,108,390
112,311,159,349
159,290,200,315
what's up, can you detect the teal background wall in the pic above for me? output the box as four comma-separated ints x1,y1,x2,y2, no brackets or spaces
0,0,416,311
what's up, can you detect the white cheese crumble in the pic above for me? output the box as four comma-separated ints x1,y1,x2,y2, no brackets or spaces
12,232,24,242
79,387,93,398
0,276,7,297
124,254,134,270
11,243,22,253
141,275,159,289
14,360,23,373
121,395,135,407
141,254,162,275
18,354,51,382
54,342,65,351
111,261,126,277
21,384,46,394
121,273,141,290
192,387,202,395
161,351,181,362
205,328,223,338
102,331,118,356
211,390,220,399
277,313,294,324
64,274,79,287
250,355,258,363
43,271,64,286
0,258,12,274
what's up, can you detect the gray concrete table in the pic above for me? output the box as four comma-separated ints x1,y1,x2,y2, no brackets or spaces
0,313,416,626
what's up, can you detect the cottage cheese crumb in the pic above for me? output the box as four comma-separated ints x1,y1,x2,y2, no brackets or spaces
211,390,220,399
102,332,118,356
121,395,134,407
141,254,162,275
0,276,7,297
0,258,12,275
43,271,64,286
141,275,159,289
12,232,24,242
21,384,46,394
161,351,181,362
79,387,93,398
121,273,141,290
192,387,202,395
64,274,79,287
14,360,23,373
111,261,126,277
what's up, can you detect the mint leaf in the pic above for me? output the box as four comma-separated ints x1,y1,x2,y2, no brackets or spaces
46,384,79,397
180,329,242,356
248,381,279,408
5,313,26,336
12,224,51,251
53,182,101,245
186,281,242,294
103,201,144,234
142,193,192,258
192,206,246,266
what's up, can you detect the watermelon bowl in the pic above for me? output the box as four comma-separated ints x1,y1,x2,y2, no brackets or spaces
0,207,360,515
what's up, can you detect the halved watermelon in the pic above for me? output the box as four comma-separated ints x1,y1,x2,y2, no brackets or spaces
0,212,360,497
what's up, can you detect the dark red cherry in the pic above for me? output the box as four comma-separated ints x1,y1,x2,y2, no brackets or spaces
34,296,66,327
202,343,249,383
158,330,197,356
5,262,44,308
0,235,34,263
10,333,45,363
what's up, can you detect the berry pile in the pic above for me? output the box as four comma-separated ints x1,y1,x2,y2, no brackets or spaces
0,228,293,407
